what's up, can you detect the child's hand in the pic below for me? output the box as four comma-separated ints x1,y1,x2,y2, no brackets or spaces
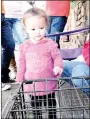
53,66,62,76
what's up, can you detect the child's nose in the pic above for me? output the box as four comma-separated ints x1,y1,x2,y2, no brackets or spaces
36,29,40,34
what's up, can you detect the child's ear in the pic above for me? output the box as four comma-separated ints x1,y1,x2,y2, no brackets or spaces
21,19,28,33
24,25,28,33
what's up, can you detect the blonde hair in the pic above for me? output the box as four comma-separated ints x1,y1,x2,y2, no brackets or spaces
23,7,48,26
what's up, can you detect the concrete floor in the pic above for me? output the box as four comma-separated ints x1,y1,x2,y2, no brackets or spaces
1,83,20,114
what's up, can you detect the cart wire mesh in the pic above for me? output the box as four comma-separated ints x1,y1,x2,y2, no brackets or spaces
2,77,90,119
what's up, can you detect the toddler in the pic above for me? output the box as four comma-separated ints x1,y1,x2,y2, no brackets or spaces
16,7,63,119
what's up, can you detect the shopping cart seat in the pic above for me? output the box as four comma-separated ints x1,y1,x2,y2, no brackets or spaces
60,47,82,60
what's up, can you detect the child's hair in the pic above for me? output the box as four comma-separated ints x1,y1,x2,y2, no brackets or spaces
23,7,48,26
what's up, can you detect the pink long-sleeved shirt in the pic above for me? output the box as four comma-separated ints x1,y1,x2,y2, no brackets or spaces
16,37,63,96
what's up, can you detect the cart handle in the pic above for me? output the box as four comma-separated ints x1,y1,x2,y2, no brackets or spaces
24,78,60,84
45,27,90,37
24,80,33,84
23,76,90,84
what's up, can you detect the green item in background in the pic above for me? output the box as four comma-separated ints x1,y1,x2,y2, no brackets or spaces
71,1,77,7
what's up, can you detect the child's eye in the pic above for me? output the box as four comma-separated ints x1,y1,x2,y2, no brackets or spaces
31,29,35,31
40,27,44,29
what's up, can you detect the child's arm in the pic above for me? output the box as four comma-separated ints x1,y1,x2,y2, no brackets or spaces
50,41,63,76
16,44,26,82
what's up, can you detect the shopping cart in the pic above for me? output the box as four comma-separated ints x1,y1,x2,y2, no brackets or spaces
2,27,90,119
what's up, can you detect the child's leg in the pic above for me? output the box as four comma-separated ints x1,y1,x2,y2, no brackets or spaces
44,93,56,119
30,95,42,119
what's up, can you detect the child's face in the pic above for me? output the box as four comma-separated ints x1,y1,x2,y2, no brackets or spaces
25,16,46,42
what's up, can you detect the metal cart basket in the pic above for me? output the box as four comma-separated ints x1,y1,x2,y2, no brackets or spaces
2,77,90,119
